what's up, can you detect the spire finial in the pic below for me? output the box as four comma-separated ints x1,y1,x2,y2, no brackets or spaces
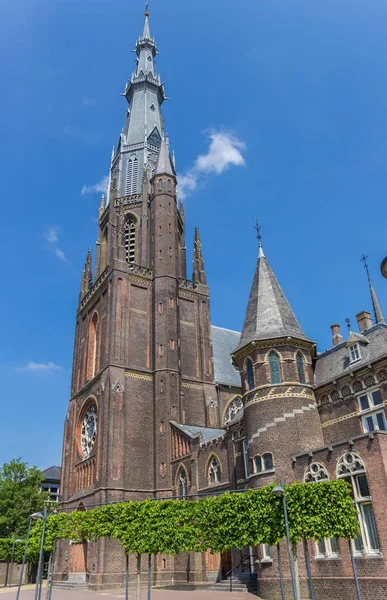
345,317,351,332
361,253,386,324
254,217,265,258
145,1,149,17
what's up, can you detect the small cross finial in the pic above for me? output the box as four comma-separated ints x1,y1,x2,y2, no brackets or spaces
361,253,371,282
345,317,351,332
145,1,149,16
254,217,262,248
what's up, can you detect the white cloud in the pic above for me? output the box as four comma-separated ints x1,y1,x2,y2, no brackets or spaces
16,362,62,373
55,248,68,263
81,176,109,196
81,96,96,107
177,130,246,199
45,227,58,244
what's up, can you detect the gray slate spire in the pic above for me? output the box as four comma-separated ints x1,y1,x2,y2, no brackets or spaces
111,7,166,198
155,137,174,176
361,254,386,324
237,246,309,350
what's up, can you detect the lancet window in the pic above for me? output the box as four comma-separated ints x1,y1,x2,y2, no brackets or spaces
208,457,221,485
178,468,188,498
268,351,282,384
125,219,136,264
246,359,255,391
224,397,243,425
296,351,306,384
125,156,138,195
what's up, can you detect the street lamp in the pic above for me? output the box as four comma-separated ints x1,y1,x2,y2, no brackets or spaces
34,507,48,600
7,537,22,587
272,482,299,600
16,512,44,600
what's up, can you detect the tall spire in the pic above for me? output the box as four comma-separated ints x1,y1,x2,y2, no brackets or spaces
192,227,207,285
237,227,309,350
361,254,385,324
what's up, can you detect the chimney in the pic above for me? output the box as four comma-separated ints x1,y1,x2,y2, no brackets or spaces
331,324,344,346
356,311,373,333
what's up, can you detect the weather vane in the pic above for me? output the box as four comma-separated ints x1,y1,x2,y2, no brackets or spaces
360,253,371,282
345,317,351,332
254,217,262,248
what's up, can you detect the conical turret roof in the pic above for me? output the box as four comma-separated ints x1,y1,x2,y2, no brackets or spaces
155,137,175,177
237,246,309,350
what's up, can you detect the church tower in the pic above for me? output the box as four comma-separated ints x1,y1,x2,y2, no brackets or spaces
58,7,218,587
233,236,324,485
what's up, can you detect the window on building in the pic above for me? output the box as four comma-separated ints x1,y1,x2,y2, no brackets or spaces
316,537,339,559
358,389,383,411
337,452,380,555
86,312,99,380
224,397,243,425
178,468,188,498
252,453,274,475
124,219,136,264
125,157,138,195
296,352,306,384
348,343,361,364
362,411,387,433
243,440,249,480
167,179,172,192
158,178,163,191
208,457,221,485
304,462,329,483
268,351,282,384
246,359,255,391
357,388,386,433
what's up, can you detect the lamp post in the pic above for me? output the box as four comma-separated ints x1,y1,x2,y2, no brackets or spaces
16,512,43,600
34,507,48,600
7,537,22,587
272,482,299,600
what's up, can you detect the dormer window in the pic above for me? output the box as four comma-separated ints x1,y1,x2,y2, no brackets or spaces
348,343,361,364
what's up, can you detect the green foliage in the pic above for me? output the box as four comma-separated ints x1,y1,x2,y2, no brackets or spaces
0,458,50,538
0,538,25,562
7,480,359,562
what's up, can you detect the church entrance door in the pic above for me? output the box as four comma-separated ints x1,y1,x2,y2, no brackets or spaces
221,550,232,580
69,541,88,582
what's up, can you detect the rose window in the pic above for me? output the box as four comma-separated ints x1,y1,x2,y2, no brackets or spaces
81,403,98,457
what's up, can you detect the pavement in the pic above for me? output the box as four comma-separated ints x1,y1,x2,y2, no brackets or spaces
0,587,257,600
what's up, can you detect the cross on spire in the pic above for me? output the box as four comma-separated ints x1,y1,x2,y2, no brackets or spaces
361,253,370,282
254,217,262,248
145,1,149,16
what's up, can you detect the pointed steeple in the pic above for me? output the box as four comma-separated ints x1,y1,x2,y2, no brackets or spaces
155,137,175,177
237,242,309,350
142,2,151,40
361,254,386,324
79,247,93,299
99,194,105,218
192,227,206,285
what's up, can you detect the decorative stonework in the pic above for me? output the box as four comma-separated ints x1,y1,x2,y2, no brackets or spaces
245,386,315,409
247,402,317,445
125,370,152,381
80,403,98,457
304,462,329,483
182,382,203,390
321,412,358,428
112,381,124,393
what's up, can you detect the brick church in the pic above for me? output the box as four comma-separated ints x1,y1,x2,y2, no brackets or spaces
57,8,387,599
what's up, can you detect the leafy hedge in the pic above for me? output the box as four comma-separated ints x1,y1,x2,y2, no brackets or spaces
3,480,360,562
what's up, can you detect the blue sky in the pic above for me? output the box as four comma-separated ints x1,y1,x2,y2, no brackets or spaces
1,0,387,469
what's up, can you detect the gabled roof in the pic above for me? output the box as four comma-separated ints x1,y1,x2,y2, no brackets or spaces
211,325,241,387
346,331,369,346
42,466,61,482
237,246,309,350
171,422,225,443
315,323,387,387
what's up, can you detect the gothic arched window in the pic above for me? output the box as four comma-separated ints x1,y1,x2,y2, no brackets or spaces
124,219,136,264
167,179,172,192
252,453,274,475
268,351,281,384
178,468,188,498
100,228,108,272
158,178,163,191
86,313,99,380
125,157,138,195
246,359,255,391
224,397,243,425
296,351,306,384
304,462,329,483
208,457,221,485
337,452,379,555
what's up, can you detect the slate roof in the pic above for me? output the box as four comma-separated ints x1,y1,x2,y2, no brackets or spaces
171,422,225,442
42,466,61,482
155,137,174,177
315,323,387,388
237,247,309,350
211,325,241,387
